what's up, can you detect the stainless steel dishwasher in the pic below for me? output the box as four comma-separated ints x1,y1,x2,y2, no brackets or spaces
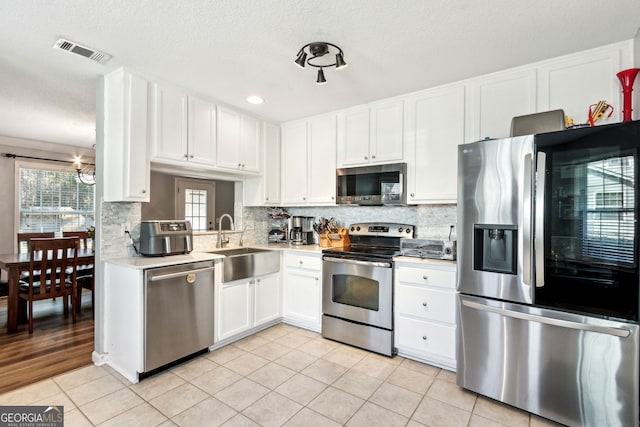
144,260,215,373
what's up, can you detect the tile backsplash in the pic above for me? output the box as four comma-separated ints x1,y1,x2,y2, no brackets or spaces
101,201,458,256
241,204,457,246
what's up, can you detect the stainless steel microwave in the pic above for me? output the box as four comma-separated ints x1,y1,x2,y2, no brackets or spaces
336,163,407,205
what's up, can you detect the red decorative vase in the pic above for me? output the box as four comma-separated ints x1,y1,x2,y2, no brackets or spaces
616,68,640,122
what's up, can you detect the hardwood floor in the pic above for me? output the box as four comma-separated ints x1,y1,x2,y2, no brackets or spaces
0,291,94,394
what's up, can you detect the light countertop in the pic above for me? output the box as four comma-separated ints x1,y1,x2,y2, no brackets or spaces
105,245,457,269
105,243,324,269
394,256,457,268
105,252,224,269
263,243,323,253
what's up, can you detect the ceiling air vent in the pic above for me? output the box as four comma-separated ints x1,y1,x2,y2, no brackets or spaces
52,38,112,65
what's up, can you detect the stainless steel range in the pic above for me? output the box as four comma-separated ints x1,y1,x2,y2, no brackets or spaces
321,222,414,356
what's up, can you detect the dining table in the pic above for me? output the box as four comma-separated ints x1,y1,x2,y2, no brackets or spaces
0,248,94,333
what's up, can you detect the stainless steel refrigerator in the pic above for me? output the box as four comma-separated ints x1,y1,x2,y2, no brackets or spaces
457,122,640,427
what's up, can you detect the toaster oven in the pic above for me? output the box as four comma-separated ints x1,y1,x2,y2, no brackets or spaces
400,239,456,260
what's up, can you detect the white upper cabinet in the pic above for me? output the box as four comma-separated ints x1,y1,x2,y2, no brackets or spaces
466,69,537,142
188,96,217,164
337,99,404,167
244,122,280,206
370,99,404,162
537,45,627,125
262,123,281,204
405,85,465,204
151,84,262,174
150,83,216,167
281,121,308,204
307,114,337,203
102,68,150,202
216,106,240,169
338,105,369,166
281,113,336,205
150,84,188,163
216,107,261,174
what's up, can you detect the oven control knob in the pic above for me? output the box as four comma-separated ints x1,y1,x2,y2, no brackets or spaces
406,228,412,234
356,226,361,231
398,227,403,233
350,226,355,232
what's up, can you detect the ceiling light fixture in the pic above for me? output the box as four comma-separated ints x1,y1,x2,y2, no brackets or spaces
73,156,96,185
294,42,347,84
246,95,264,104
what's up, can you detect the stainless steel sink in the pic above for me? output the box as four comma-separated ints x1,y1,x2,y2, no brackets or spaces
210,247,270,257
208,247,279,282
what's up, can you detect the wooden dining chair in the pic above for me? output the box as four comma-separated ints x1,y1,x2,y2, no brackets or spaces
16,232,57,283
62,231,94,315
18,237,79,333
17,232,55,254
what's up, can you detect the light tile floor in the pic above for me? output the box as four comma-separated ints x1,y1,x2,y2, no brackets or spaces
0,324,563,426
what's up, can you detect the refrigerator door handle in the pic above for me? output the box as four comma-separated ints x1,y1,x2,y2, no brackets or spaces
534,152,546,287
522,153,532,286
462,299,631,338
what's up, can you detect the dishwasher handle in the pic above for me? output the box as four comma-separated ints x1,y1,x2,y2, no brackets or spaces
149,266,214,282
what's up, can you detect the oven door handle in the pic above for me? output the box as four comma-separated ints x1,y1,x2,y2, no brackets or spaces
323,256,392,268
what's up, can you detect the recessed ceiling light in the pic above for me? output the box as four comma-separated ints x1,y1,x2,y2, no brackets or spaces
246,95,264,104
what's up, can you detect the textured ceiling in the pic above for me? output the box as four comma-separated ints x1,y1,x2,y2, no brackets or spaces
0,0,639,147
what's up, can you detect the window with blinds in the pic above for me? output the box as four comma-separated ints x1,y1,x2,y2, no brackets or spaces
583,156,635,265
19,166,95,233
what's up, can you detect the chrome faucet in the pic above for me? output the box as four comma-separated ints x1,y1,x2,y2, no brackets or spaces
217,214,235,248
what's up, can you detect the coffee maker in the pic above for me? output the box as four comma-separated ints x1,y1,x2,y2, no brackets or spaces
288,216,314,245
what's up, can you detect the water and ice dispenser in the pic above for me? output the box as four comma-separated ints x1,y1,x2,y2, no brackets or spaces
473,224,517,274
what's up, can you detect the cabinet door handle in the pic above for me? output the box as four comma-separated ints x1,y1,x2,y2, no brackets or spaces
237,163,242,167
190,155,194,158
422,302,427,307
184,154,188,159
410,193,415,197
303,197,306,201
422,336,427,341
422,275,428,280
299,260,303,265
371,154,376,159
364,156,368,160
141,189,147,194
265,197,269,201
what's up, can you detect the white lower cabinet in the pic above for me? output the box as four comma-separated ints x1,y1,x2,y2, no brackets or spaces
255,273,281,325
281,252,322,331
218,272,280,341
395,261,457,370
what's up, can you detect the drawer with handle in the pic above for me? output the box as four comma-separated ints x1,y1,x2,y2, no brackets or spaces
284,253,322,270
396,265,455,289
396,284,456,323
396,316,456,360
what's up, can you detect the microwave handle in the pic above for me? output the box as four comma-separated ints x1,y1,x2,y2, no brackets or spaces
534,152,546,288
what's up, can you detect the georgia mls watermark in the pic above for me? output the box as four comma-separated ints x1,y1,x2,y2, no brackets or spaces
0,406,63,427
